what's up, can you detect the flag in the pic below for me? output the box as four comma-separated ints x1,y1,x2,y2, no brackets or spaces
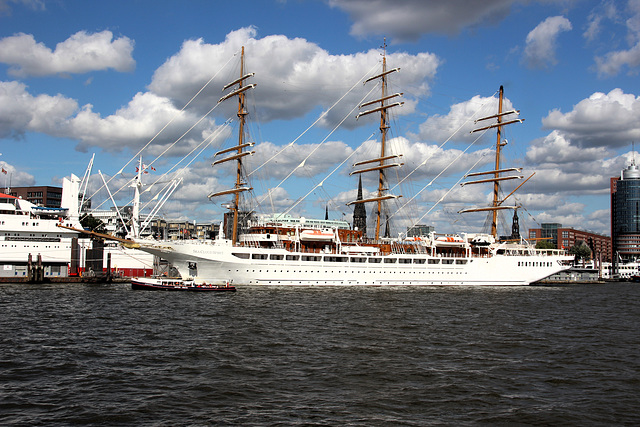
1,167,6,175
150,166,156,171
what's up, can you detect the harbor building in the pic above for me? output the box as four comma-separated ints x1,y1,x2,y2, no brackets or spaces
528,224,612,262
611,161,640,262
8,185,63,208
407,224,434,237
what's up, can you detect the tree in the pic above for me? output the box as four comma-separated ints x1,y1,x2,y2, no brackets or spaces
569,241,592,261
535,240,556,249
80,214,106,234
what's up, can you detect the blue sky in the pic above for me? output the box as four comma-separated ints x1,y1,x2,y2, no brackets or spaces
1,0,639,237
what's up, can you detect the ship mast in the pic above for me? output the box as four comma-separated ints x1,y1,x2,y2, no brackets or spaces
209,46,256,245
348,40,403,240
460,85,525,239
130,156,143,238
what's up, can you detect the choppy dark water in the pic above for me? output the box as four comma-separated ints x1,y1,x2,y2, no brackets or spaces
1,282,639,426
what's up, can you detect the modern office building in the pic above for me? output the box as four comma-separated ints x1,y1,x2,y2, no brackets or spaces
611,161,640,261
407,224,435,237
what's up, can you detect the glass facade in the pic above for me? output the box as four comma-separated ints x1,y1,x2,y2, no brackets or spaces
541,223,560,246
612,164,640,259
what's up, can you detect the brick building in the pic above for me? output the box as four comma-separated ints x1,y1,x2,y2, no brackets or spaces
8,185,62,208
528,224,611,262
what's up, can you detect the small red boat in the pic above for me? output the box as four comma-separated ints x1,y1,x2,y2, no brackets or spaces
131,277,236,292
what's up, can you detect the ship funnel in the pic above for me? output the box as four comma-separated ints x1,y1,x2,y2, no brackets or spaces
61,174,81,219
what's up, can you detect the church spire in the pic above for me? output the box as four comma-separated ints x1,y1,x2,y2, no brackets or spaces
352,176,367,237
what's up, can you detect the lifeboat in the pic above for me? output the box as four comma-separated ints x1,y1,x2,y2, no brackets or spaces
435,235,465,246
300,229,334,241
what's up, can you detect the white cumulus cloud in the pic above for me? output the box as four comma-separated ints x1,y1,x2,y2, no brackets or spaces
0,30,135,77
542,88,640,148
0,80,78,138
149,27,439,127
522,16,572,69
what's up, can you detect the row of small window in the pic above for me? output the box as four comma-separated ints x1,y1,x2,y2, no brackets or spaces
234,269,467,275
518,261,554,267
232,252,468,265
0,244,61,248
21,222,40,226
4,233,63,236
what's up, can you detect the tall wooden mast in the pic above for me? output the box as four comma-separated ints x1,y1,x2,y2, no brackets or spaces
209,46,256,245
375,49,390,240
491,85,505,237
348,40,404,240
460,85,525,239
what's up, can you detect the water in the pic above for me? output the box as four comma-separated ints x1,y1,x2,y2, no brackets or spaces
1,282,638,426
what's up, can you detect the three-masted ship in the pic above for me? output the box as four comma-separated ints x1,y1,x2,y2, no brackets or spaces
131,48,573,286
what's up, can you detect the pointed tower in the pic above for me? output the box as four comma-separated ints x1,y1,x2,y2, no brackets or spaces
511,209,520,240
353,176,367,236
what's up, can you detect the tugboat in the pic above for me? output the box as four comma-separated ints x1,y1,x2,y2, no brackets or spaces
131,277,236,292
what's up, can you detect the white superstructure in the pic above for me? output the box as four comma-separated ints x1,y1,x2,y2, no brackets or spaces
134,228,573,286
0,175,83,278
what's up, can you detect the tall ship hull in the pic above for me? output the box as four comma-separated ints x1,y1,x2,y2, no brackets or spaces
135,234,573,286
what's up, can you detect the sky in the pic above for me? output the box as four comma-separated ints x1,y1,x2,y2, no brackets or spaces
1,0,639,238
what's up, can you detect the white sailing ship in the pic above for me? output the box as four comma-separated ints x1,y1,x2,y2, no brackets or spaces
129,46,573,286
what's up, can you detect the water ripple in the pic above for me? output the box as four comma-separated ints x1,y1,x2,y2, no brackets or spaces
0,283,638,425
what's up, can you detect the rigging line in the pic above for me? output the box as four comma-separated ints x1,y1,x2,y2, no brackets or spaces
90,120,231,212
107,101,228,205
281,140,366,216
256,83,379,206
144,99,226,171
97,170,131,235
87,51,237,202
387,128,489,222
390,94,496,193
404,151,490,231
247,60,381,178
130,120,232,212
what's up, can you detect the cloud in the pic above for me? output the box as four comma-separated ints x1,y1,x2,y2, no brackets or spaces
593,0,640,76
66,91,222,154
0,30,135,77
595,42,640,76
0,80,78,138
542,88,640,148
0,80,225,156
525,131,615,166
0,0,45,15
524,167,609,195
416,93,516,144
0,27,439,157
0,160,35,185
328,0,520,41
522,16,572,69
584,0,619,42
149,27,439,127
